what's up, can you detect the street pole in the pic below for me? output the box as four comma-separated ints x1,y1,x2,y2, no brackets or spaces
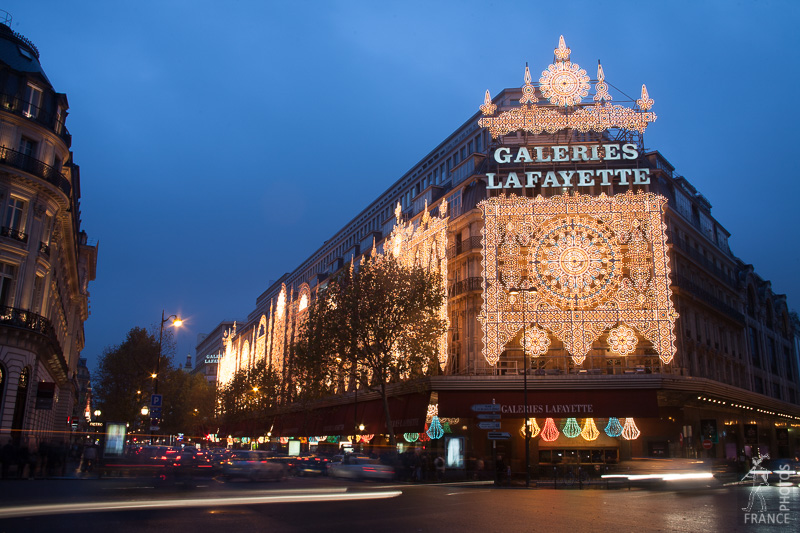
523,296,530,488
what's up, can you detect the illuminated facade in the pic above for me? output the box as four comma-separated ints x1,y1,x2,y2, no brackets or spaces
0,20,97,447
209,36,799,466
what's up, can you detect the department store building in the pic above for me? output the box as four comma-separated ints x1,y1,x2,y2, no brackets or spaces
210,37,800,469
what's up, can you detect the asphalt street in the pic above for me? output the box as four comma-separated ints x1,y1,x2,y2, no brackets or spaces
0,475,797,532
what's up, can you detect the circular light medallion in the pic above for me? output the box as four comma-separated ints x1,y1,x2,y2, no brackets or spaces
531,215,621,309
539,61,590,106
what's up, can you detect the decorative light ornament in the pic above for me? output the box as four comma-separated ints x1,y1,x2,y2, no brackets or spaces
279,437,289,444
621,418,641,440
317,436,328,442
360,434,374,443
426,404,438,419
326,435,339,443
442,422,452,433
522,327,550,358
580,418,600,441
478,192,679,367
604,418,623,438
427,416,444,440
480,90,497,115
608,324,638,356
519,65,538,104
418,426,430,442
540,418,560,442
519,418,540,438
404,433,419,443
637,85,654,111
562,418,581,439
594,62,612,102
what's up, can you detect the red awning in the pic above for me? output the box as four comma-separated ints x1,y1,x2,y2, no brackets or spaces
437,389,659,418
272,392,430,437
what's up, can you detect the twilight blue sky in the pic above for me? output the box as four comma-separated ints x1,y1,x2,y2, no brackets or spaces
4,1,799,371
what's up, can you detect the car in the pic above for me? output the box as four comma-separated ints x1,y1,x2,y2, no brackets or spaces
327,454,395,481
295,455,331,476
222,450,286,481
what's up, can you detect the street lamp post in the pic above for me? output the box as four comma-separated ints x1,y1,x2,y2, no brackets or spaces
508,287,537,489
152,310,182,442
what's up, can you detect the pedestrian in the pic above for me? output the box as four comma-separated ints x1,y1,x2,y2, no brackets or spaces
496,454,506,485
82,442,97,474
434,454,445,482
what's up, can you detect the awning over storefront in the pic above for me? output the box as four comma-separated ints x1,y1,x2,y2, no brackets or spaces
272,391,431,437
437,389,659,418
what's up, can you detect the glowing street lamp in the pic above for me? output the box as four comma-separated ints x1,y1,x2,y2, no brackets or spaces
154,310,183,396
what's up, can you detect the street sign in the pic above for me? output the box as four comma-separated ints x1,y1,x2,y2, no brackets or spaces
150,394,163,407
471,404,501,412
150,425,160,432
487,432,511,440
702,439,713,450
150,406,162,417
478,421,502,430
477,413,502,420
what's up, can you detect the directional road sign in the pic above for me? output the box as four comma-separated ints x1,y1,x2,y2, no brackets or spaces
487,432,511,440
478,421,502,430
477,413,502,420
149,406,162,418
471,404,501,412
150,394,163,407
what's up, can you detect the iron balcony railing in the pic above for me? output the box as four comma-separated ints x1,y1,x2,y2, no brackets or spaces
673,273,745,323
0,306,56,338
0,92,72,146
670,235,736,287
448,277,483,297
0,147,71,196
447,235,482,259
0,226,28,243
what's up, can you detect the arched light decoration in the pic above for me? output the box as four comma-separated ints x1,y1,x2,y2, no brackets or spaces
580,418,600,441
621,418,641,440
604,418,623,438
404,433,419,443
427,416,444,440
540,418,560,442
562,418,581,439
519,418,541,438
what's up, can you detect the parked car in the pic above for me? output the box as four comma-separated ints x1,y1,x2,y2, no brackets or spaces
222,450,286,481
327,454,394,481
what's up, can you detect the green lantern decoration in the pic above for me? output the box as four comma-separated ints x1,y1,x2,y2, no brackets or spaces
404,433,419,443
605,417,623,437
562,418,581,438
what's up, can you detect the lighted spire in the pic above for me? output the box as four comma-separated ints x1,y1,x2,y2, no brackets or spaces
480,89,497,115
520,64,537,104
637,84,654,110
594,61,612,102
554,35,571,61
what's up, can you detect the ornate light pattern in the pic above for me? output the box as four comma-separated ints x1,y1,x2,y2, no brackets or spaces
427,403,438,419
540,418,560,442
477,36,656,137
383,199,450,369
519,418,541,438
480,90,497,115
360,434,374,443
427,416,444,440
255,315,267,364
604,417,623,438
280,437,289,444
608,324,638,356
478,191,678,366
580,418,600,441
637,85,654,111
404,433,419,443
522,327,550,357
562,417,582,438
520,65,538,104
621,418,641,440
594,62,611,103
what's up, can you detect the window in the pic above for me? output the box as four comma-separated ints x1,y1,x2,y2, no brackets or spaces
0,262,17,307
22,83,43,119
54,106,64,134
4,197,26,232
18,136,36,158
31,274,45,314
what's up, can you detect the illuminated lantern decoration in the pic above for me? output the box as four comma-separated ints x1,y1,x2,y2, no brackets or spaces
308,437,318,444
419,425,431,442
580,418,600,441
562,418,581,439
326,436,339,443
621,418,641,440
442,422,452,433
279,437,289,444
604,418,623,437
519,418,540,438
317,436,328,442
404,433,419,443
540,418,560,442
427,416,444,440
360,434,374,443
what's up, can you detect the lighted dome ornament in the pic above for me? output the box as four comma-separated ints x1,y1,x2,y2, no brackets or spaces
477,35,656,137
608,324,638,356
562,417,582,439
580,418,600,441
621,418,641,440
604,418,623,438
540,418,560,442
519,418,541,438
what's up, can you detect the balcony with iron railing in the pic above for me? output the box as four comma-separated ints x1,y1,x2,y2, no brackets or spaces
448,277,483,298
673,273,745,323
0,92,72,146
0,225,27,243
670,234,736,287
0,305,67,380
447,235,482,259
0,146,71,196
